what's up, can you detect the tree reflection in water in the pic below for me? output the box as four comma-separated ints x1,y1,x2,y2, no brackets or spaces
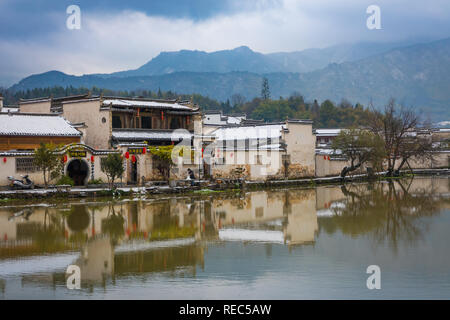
320,179,443,252
101,205,125,245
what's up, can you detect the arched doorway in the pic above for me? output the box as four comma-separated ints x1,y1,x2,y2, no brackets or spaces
67,159,89,186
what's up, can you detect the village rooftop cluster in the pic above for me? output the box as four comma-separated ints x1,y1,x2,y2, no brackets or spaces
0,93,449,189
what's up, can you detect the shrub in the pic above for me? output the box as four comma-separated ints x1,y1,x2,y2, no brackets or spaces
56,175,74,186
88,178,104,185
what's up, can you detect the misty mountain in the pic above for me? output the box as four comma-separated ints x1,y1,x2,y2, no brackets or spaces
298,38,450,117
101,46,278,77
9,38,450,120
94,41,414,78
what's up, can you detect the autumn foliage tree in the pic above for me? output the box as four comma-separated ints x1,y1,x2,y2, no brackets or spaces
148,145,176,181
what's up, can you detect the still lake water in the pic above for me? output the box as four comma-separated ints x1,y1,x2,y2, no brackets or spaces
0,177,449,299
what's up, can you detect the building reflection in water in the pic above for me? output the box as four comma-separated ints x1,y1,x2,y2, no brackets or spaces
0,177,448,289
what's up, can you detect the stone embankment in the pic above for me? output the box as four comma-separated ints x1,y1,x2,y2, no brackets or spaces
0,169,449,200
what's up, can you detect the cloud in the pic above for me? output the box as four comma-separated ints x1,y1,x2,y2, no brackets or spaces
1,0,449,87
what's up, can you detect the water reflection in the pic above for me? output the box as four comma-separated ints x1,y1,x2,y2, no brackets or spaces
320,179,448,251
0,177,449,295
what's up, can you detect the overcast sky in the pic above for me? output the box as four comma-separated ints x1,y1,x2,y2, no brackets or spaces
0,0,449,87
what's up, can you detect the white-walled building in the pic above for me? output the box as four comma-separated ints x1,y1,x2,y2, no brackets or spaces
206,119,316,180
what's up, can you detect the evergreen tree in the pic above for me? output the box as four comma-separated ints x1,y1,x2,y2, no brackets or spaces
261,77,270,100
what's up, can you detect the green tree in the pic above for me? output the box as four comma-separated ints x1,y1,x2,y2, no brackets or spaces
252,100,294,122
33,143,64,188
148,145,176,181
100,153,125,189
261,77,270,100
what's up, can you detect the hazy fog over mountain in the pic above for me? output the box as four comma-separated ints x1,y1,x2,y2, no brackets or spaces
10,38,450,120
91,40,420,77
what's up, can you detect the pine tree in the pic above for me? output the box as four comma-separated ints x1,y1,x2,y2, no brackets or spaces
261,77,270,100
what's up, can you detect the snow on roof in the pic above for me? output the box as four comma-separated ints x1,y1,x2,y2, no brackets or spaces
437,121,450,127
0,113,81,137
259,143,283,150
221,143,284,151
213,124,285,141
315,148,342,155
203,112,246,126
112,130,193,141
1,107,19,113
103,98,194,111
226,116,245,124
315,129,342,136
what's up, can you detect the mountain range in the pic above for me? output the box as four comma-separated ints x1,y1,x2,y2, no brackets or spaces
9,38,450,120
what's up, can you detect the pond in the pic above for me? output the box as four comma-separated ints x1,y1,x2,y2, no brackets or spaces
0,177,449,299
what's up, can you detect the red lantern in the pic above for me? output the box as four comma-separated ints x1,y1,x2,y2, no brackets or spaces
3,157,6,163
142,147,146,154
131,155,136,163
323,155,327,160
91,155,94,162
161,111,164,121
62,154,67,163
125,151,130,159
328,156,331,161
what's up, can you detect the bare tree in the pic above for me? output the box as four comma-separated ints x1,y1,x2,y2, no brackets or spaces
332,129,385,178
367,99,434,176
231,94,246,108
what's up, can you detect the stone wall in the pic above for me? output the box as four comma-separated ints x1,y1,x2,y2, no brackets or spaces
315,151,450,178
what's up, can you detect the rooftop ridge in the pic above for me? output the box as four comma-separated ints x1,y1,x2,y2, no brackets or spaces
103,96,181,103
112,128,193,132
0,112,60,117
52,94,91,101
215,121,286,129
